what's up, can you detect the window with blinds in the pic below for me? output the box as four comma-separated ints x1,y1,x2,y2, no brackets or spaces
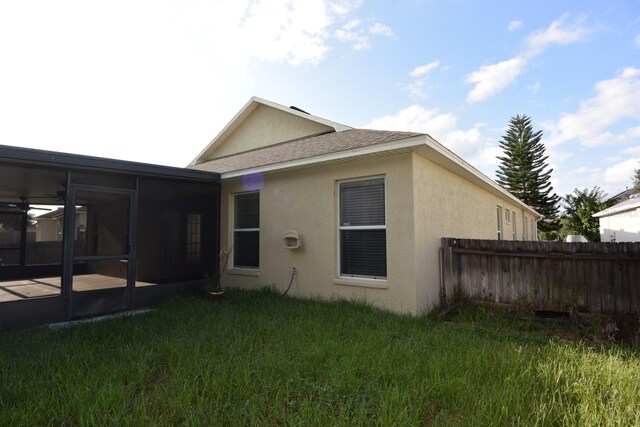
233,192,259,269
339,177,386,279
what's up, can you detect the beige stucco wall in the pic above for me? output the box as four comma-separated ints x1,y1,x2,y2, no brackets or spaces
411,153,537,313
35,219,59,242
207,104,334,160
219,152,419,314
216,150,538,315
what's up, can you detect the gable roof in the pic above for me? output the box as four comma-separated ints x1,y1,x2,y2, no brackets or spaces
190,129,424,174
594,195,640,218
189,96,541,219
189,97,352,166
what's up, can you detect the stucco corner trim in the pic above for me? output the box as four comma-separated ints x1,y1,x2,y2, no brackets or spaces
228,268,260,277
333,277,388,289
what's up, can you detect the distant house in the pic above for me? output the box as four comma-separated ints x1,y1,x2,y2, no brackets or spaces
189,97,540,314
593,195,640,242
34,207,87,242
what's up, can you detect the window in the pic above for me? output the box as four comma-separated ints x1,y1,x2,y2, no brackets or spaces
496,206,503,240
505,209,511,224
186,214,201,264
512,211,517,240
339,177,386,279
523,214,528,240
531,219,536,241
233,192,259,269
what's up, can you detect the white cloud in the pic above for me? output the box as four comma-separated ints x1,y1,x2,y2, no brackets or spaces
369,22,394,37
544,67,640,147
410,61,440,78
604,158,640,190
524,14,590,57
335,26,371,50
403,61,441,99
623,146,640,155
466,57,527,103
239,0,364,65
0,0,368,166
635,34,640,48
335,17,394,50
527,81,541,94
466,15,591,103
363,105,498,166
343,17,362,30
508,20,523,31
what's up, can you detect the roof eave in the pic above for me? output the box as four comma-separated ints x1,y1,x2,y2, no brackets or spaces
216,132,541,218
0,144,220,182
219,135,427,179
417,134,542,219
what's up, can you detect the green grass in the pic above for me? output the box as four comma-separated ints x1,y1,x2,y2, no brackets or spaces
1,288,639,426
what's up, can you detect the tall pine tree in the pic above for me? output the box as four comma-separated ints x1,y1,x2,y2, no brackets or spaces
496,115,560,235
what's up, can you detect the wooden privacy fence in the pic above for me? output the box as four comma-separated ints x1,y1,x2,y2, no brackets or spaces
440,238,640,314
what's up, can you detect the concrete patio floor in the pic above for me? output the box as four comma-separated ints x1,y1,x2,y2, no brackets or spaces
0,274,155,302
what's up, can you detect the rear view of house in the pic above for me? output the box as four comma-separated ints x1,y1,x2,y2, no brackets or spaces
190,97,540,314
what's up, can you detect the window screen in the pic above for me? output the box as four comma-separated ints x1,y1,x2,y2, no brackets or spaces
339,178,386,279
186,214,201,264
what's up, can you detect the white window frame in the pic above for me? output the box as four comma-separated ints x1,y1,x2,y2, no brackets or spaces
496,206,503,240
531,218,536,241
512,210,517,240
505,209,511,224
232,191,260,271
337,175,387,282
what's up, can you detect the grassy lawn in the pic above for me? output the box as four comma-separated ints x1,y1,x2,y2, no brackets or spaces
1,289,639,426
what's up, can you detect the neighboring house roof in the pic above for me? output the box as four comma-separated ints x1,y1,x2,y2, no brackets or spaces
593,195,640,218
35,206,87,220
607,188,639,204
190,129,424,174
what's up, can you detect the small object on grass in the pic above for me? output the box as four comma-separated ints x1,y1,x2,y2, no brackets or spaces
207,291,225,302
535,309,570,319
439,305,458,319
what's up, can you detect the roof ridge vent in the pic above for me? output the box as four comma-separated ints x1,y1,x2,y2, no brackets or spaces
289,105,310,115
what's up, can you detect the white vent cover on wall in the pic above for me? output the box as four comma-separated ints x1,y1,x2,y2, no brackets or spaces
282,230,301,249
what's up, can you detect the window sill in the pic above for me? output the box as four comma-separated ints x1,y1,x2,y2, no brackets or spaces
333,277,388,289
228,268,260,277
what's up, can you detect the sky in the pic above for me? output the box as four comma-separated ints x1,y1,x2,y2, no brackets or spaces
1,0,639,199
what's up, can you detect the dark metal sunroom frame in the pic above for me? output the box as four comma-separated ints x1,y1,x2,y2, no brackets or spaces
0,144,220,330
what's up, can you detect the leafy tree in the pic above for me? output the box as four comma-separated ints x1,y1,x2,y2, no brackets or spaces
562,186,614,242
633,161,640,193
496,115,560,235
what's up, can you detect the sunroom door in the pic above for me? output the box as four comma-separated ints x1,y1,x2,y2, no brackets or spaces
69,186,135,319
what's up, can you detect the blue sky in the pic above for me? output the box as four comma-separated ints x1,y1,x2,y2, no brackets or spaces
1,0,639,198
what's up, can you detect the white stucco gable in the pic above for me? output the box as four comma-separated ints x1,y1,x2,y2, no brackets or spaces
189,97,352,166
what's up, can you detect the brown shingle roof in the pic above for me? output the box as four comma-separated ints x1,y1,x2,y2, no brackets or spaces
191,129,424,174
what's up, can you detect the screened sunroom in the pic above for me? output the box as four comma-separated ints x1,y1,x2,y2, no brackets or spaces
0,145,220,329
